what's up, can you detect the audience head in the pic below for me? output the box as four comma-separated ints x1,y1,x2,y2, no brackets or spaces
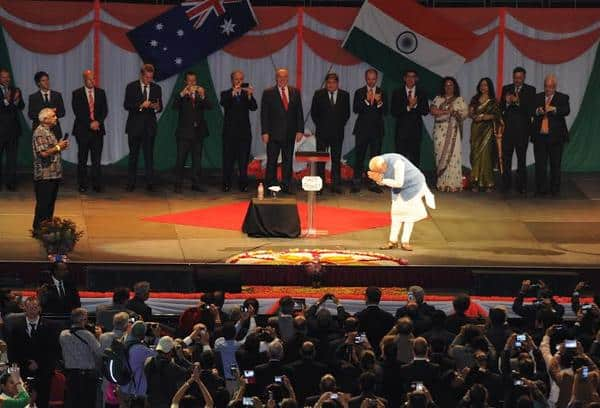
294,315,307,333
112,311,130,332
453,293,471,315
222,321,236,340
343,316,359,333
133,281,150,301
0,372,18,397
408,286,425,304
365,286,382,305
319,374,337,392
412,337,429,358
358,371,376,394
156,336,175,355
467,383,488,407
70,307,88,327
130,321,146,341
300,341,316,360
0,68,10,86
489,306,507,326
23,296,41,319
268,339,284,361
396,316,413,335
113,287,131,305
140,64,155,84
243,297,259,314
382,340,398,361
279,296,294,315
34,71,50,90
199,349,215,369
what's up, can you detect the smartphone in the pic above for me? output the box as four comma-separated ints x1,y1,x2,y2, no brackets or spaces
583,366,589,379
128,317,137,324
582,304,593,311
243,370,255,384
274,376,282,383
515,341,522,348
516,334,526,342
565,339,577,349
554,324,565,331
330,393,338,400
415,382,424,391
242,397,254,406
241,82,250,88
407,292,415,302
355,332,367,344
514,379,523,386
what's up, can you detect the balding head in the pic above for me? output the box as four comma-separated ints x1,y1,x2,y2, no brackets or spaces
276,68,289,88
413,337,429,357
268,339,284,361
368,156,386,173
82,70,95,89
544,74,557,96
300,341,315,359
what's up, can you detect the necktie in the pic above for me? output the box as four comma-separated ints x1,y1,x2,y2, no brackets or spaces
88,89,95,121
43,93,49,104
280,87,289,111
329,92,335,106
191,91,196,108
541,96,551,134
144,85,149,101
58,281,64,297
368,89,374,104
408,89,412,99
29,323,37,337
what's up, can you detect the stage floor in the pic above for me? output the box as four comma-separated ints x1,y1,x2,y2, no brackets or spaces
1,173,600,267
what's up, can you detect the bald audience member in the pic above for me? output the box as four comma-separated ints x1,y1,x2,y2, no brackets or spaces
532,74,570,197
72,70,108,193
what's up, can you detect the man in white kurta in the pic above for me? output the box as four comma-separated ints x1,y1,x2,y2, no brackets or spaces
368,153,435,251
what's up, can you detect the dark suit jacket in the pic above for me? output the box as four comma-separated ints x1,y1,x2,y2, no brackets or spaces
71,86,108,137
126,296,152,322
123,80,162,136
260,86,304,142
254,359,291,396
352,86,387,138
173,92,212,140
28,90,65,138
532,91,570,144
399,359,441,397
310,88,350,142
39,278,81,315
500,83,536,140
355,305,396,353
220,89,257,140
283,358,328,405
391,85,429,140
0,86,25,139
95,303,137,331
6,316,60,377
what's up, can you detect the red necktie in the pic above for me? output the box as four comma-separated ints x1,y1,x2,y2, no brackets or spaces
280,87,289,111
88,89,95,121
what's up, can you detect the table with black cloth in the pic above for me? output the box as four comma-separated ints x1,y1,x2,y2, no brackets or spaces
242,198,301,238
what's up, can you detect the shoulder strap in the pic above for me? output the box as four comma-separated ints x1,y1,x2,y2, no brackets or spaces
70,329,90,349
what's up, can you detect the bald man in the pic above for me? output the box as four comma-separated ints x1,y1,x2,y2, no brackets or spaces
368,154,435,251
260,68,304,193
71,70,108,192
532,74,570,197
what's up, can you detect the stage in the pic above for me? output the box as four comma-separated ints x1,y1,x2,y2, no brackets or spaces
1,172,600,269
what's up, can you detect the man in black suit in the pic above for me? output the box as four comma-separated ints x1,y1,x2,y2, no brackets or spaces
124,64,162,192
255,339,290,397
71,70,108,193
310,72,350,194
398,337,441,395
351,69,387,193
220,70,257,192
28,71,65,139
6,296,60,408
283,341,328,406
38,261,81,315
500,67,536,194
260,68,304,193
348,371,388,408
532,74,570,196
391,69,429,167
0,68,24,191
173,71,212,193
354,286,395,355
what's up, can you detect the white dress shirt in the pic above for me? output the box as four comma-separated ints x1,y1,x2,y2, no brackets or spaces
328,89,338,105
26,316,40,336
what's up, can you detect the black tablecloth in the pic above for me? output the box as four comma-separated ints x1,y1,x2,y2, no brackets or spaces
242,198,300,238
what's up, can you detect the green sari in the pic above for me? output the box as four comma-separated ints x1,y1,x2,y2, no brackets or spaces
470,98,502,189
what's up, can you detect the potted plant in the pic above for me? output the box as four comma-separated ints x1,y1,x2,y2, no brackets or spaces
32,217,84,258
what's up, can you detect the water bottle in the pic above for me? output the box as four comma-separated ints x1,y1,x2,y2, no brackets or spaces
257,183,264,200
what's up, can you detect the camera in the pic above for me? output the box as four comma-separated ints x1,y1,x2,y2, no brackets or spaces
407,292,415,302
516,334,526,342
201,303,211,311
274,376,282,383
243,370,255,384
583,366,589,379
240,305,249,313
330,393,338,400
514,379,524,386
412,382,424,391
354,332,367,344
565,339,577,349
242,397,254,406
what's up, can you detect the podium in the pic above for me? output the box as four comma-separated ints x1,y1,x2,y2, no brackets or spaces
295,151,330,237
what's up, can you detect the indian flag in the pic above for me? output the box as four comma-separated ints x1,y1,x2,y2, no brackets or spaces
343,0,478,88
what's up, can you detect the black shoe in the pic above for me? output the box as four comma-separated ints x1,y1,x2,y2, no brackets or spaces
126,184,135,192
350,185,361,193
93,185,103,193
368,185,383,194
78,185,88,193
191,185,206,192
146,184,156,192
331,185,343,194
222,184,231,192
239,185,248,193
174,185,182,194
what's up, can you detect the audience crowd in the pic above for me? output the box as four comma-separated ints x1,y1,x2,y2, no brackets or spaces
1,267,600,408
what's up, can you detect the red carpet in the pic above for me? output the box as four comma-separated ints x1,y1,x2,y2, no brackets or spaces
144,201,390,235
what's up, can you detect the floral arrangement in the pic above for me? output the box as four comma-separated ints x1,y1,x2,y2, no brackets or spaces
32,217,84,256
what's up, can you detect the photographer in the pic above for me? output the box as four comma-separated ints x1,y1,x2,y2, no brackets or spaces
59,307,102,407
570,356,600,405
171,364,214,408
395,286,436,336
449,325,496,371
513,280,564,328
178,292,225,339
144,336,190,407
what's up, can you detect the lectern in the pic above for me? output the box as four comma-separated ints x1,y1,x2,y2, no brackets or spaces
295,151,330,237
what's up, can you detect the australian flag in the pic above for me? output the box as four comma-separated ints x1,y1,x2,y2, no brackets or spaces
127,0,258,81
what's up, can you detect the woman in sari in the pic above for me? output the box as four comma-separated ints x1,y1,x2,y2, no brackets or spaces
469,78,503,192
430,77,468,192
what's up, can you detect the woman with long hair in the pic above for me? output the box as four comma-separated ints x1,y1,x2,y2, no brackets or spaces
469,78,503,192
430,77,468,192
